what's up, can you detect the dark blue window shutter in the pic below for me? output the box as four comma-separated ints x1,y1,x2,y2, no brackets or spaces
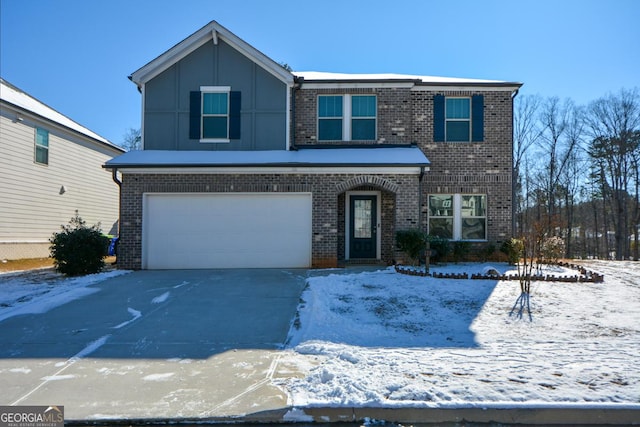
433,94,445,142
229,91,241,139
472,94,484,142
189,91,201,140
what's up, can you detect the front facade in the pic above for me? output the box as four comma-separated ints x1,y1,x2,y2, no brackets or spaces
106,21,521,270
0,78,125,260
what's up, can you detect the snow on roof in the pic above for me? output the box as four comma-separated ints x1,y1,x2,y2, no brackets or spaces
0,78,122,151
105,146,430,168
294,71,520,86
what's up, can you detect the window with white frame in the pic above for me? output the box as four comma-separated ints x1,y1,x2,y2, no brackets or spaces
318,94,376,141
445,97,471,142
201,87,230,140
35,127,49,165
428,194,487,240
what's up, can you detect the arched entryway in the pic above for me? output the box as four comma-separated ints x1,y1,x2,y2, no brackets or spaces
336,176,398,265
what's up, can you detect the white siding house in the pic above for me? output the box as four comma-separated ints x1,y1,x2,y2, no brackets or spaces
0,78,124,260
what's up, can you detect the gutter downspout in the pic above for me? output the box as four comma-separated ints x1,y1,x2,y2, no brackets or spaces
419,165,426,234
511,88,520,238
290,76,304,150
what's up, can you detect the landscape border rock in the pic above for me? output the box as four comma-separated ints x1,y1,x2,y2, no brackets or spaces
394,262,604,283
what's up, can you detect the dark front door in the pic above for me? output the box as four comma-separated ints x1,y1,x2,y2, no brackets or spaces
349,195,377,259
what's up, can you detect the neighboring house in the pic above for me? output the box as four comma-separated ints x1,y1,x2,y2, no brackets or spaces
105,21,521,270
0,78,124,260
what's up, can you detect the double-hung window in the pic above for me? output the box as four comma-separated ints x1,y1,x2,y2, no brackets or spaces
201,87,229,140
190,87,241,142
428,194,487,240
433,94,484,142
445,98,470,142
318,94,376,141
35,127,49,165
318,95,343,140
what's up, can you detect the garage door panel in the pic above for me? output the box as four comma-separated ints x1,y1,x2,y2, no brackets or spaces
143,193,312,269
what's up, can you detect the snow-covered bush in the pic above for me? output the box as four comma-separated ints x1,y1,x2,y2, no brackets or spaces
50,211,109,276
540,236,565,263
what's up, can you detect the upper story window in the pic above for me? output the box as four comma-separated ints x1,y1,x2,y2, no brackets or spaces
434,94,484,142
318,94,377,141
428,194,487,240
202,89,229,140
189,87,241,142
445,98,471,142
35,127,49,165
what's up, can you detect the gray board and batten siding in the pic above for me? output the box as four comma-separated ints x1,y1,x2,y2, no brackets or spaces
143,38,288,151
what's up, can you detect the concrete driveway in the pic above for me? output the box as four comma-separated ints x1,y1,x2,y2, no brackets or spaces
0,269,308,422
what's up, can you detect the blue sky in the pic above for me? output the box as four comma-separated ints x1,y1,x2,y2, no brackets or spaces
1,0,638,145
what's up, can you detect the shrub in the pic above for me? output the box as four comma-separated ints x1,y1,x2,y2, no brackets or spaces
500,238,523,265
427,235,450,262
396,229,427,265
540,236,565,263
452,241,471,263
50,211,109,276
479,243,496,262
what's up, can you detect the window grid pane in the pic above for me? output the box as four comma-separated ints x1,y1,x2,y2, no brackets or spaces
429,195,453,217
351,119,375,140
203,93,228,114
319,96,343,117
446,121,470,142
318,119,342,140
446,98,470,119
352,95,376,117
203,117,228,139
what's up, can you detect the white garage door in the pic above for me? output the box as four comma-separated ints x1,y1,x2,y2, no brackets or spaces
143,193,312,269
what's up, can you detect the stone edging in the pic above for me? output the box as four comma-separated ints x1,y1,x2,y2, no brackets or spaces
394,262,604,283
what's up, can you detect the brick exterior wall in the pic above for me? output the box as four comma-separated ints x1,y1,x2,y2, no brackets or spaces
293,87,414,145
294,86,514,246
117,172,420,269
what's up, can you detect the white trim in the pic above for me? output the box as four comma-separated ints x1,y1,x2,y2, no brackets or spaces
303,82,416,90
286,83,292,150
119,166,424,175
200,85,231,92
130,21,294,86
140,84,146,150
345,191,381,260
411,85,520,92
317,94,377,142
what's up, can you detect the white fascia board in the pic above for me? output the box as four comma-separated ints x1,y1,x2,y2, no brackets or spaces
411,85,521,92
118,166,425,175
301,82,415,90
130,21,294,86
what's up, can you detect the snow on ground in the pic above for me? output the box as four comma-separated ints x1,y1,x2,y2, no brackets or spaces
278,261,640,409
0,268,129,322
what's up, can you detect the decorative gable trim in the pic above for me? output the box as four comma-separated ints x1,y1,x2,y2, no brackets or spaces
129,21,294,87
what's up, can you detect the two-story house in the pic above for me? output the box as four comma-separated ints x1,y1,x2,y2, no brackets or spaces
0,78,124,260
105,21,521,270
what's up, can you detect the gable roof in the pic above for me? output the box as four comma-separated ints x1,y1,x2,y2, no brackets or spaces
129,20,294,88
0,78,123,152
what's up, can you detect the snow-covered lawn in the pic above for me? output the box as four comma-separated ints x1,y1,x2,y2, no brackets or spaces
0,268,129,322
279,261,640,409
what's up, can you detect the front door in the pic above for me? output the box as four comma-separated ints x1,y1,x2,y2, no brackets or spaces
349,195,377,259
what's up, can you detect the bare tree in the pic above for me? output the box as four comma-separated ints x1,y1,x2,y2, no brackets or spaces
513,94,543,235
537,97,581,235
586,88,640,260
122,128,141,151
